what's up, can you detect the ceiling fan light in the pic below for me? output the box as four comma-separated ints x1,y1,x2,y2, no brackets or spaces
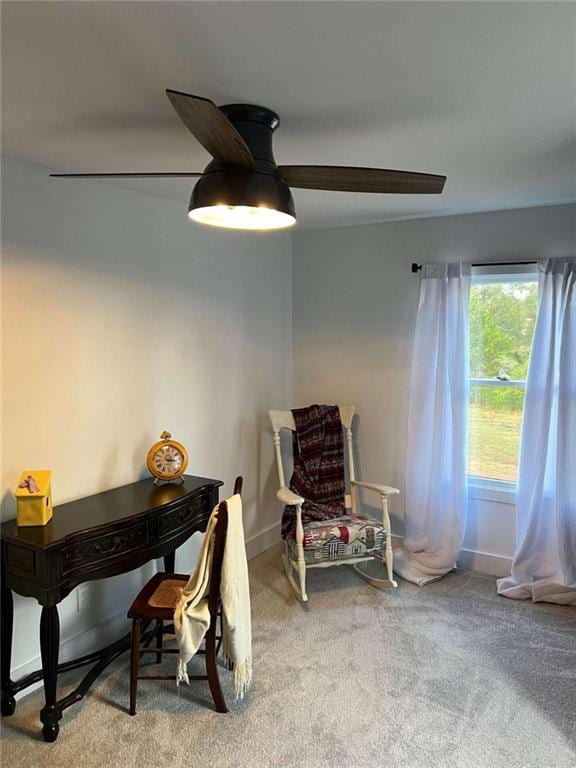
188,169,296,231
189,205,295,231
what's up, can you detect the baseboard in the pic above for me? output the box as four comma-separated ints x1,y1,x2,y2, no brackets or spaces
457,548,512,578
245,521,281,560
247,528,513,578
390,533,512,578
13,607,130,700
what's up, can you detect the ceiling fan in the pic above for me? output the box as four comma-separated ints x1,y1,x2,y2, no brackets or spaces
51,90,447,231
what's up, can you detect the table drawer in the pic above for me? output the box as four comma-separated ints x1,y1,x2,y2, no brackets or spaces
156,491,212,541
61,522,149,572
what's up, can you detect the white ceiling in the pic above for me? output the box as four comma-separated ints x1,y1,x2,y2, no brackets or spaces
2,1,575,230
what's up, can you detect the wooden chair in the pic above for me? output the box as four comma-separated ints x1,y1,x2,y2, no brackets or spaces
269,407,399,602
127,476,243,715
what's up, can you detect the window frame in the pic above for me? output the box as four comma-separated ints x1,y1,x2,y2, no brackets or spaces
467,264,538,497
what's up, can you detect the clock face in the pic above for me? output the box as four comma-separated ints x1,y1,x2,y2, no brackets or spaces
147,432,188,481
152,444,184,476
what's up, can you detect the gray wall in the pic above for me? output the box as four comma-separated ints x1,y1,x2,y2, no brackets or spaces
1,157,292,681
292,204,576,573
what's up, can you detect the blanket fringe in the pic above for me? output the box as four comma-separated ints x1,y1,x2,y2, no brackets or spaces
229,655,252,701
176,658,190,686
178,652,251,700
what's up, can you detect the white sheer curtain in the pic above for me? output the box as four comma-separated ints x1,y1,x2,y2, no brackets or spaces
497,258,576,605
395,263,470,586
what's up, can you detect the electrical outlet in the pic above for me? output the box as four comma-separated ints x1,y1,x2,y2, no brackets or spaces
77,585,90,613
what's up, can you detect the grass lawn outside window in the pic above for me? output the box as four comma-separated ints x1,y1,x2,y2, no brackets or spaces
468,270,538,486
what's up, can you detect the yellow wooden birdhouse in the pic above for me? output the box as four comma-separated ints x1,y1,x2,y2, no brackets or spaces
16,470,53,527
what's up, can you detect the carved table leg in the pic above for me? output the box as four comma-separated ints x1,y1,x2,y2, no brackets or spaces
1,571,16,717
39,606,61,742
163,551,175,573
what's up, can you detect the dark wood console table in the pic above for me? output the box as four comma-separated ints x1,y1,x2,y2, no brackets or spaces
1,474,222,741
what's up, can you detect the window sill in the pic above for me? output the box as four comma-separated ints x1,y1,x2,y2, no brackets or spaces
467,477,516,505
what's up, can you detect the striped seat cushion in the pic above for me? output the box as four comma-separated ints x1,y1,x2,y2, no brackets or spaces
287,515,385,563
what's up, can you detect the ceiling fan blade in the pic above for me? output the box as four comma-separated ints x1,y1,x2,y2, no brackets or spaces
278,166,446,194
50,172,203,179
166,90,255,169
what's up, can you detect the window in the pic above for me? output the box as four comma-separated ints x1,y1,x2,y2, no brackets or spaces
468,266,538,487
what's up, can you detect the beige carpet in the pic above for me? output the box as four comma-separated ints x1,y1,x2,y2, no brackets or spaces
1,545,575,768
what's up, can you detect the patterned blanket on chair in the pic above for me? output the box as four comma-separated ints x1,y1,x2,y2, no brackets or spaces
281,404,347,539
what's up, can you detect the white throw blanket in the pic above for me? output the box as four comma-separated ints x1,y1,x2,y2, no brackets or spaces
174,494,252,699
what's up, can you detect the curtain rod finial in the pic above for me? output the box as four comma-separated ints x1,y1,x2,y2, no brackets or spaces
412,263,422,273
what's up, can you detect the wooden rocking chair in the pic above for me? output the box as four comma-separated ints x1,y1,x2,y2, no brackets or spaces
269,407,399,602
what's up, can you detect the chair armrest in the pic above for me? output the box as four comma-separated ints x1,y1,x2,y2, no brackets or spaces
277,487,304,506
351,480,400,496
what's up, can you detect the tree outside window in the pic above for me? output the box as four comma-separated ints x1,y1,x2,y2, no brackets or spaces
468,276,538,483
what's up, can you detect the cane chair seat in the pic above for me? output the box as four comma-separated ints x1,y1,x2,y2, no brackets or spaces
127,572,188,618
286,515,386,563
148,578,186,609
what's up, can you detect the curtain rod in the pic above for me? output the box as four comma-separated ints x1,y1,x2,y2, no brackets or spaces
411,260,537,273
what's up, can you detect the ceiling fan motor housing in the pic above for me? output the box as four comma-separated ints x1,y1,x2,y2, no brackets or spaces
220,103,280,169
189,103,296,220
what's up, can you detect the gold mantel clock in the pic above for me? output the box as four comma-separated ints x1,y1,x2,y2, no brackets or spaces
146,431,188,484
